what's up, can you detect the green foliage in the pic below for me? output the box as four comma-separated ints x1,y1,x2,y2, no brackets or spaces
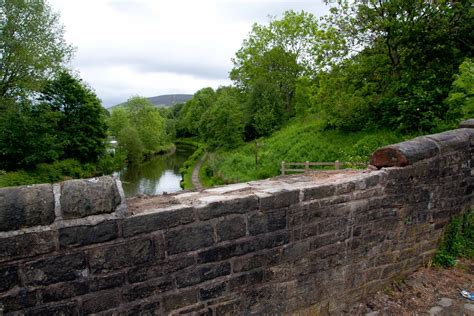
0,159,95,188
199,90,245,149
108,96,171,163
0,0,73,106
446,59,474,119
0,71,108,170
246,79,286,138
433,211,474,267
321,0,473,132
40,71,108,163
178,140,206,190
176,88,216,137
230,10,346,133
117,126,144,163
203,119,407,184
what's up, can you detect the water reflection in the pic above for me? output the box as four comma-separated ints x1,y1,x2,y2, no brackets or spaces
116,145,195,197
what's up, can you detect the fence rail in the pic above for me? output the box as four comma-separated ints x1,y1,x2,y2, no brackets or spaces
280,160,367,175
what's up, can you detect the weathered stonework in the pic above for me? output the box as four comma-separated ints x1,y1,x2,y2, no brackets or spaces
0,126,473,315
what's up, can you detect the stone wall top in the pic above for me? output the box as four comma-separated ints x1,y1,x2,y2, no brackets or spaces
0,176,125,232
370,128,473,168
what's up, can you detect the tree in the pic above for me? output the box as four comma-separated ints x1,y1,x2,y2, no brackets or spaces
177,88,216,137
231,10,345,126
446,59,474,119
123,96,166,155
199,92,245,150
246,79,285,138
0,0,73,106
117,125,144,163
0,102,63,170
39,71,108,163
321,0,473,132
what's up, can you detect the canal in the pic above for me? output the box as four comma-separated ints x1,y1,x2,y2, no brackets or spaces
115,144,195,197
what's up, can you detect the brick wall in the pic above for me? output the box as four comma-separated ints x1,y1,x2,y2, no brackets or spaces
0,126,472,315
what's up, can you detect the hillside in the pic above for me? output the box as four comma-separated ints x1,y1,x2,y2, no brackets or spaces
199,119,414,186
109,94,192,109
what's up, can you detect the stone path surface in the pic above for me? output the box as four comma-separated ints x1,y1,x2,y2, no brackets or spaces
350,259,474,315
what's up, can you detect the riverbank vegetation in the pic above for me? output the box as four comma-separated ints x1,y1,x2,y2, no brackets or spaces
1,0,472,189
170,1,473,186
108,96,174,163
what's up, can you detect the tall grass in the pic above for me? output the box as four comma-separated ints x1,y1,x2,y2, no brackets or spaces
202,119,412,185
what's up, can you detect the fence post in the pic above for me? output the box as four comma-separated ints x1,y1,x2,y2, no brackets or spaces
281,161,286,176
305,161,309,173
335,160,340,170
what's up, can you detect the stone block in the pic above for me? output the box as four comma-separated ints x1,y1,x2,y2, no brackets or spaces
216,216,246,241
0,265,19,292
459,119,474,128
176,262,231,288
119,301,160,315
25,302,79,316
123,276,173,302
61,176,121,219
233,248,281,273
426,129,471,154
41,281,88,303
0,230,56,263
248,208,287,235
0,184,55,231
200,281,227,301
258,190,300,211
88,272,126,292
0,289,37,313
89,239,153,273
165,224,214,255
162,289,199,313
370,136,439,167
335,181,356,195
302,184,336,201
122,206,195,237
196,195,258,220
23,253,86,286
81,290,121,314
59,220,118,248
214,299,242,314
128,256,195,283
198,232,289,264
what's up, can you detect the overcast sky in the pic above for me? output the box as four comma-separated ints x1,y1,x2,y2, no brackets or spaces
48,0,329,107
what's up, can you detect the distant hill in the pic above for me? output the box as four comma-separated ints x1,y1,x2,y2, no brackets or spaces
109,94,193,109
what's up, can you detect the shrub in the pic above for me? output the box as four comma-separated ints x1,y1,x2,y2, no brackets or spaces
433,211,474,267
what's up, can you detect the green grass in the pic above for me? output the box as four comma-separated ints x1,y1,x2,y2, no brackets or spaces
177,139,207,190
204,118,413,185
433,210,474,267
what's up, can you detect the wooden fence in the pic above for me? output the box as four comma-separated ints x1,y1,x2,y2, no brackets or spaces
280,161,367,175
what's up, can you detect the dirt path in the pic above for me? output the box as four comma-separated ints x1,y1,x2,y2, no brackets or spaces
191,152,206,190
350,259,474,315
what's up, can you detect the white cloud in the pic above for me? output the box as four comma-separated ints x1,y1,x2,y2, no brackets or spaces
48,0,328,106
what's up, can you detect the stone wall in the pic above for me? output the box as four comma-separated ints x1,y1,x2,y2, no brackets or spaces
0,126,472,315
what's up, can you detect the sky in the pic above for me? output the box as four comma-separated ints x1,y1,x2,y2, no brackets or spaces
48,0,329,107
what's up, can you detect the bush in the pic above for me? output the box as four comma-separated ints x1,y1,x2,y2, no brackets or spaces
433,211,474,267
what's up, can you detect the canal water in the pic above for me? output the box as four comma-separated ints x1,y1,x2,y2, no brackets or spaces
116,144,195,197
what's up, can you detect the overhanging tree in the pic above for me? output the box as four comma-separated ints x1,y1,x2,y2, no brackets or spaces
0,0,73,107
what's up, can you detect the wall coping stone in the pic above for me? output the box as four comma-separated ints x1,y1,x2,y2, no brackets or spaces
370,128,474,168
0,176,125,232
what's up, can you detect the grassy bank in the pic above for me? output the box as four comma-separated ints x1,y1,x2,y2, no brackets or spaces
177,139,206,189
202,119,414,185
